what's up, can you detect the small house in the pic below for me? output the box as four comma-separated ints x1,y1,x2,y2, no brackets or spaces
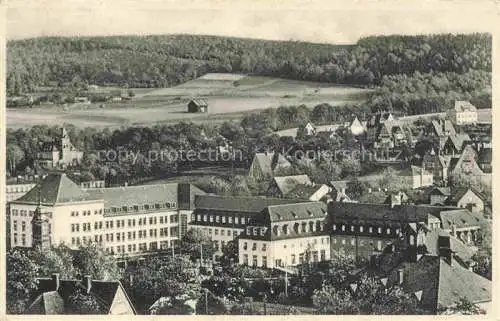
188,99,208,113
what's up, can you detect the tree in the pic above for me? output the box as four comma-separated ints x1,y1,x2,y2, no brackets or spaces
122,255,201,313
181,228,215,261
66,288,106,314
346,179,367,199
312,273,425,314
73,243,121,280
441,297,486,315
6,250,40,314
196,290,228,315
6,143,25,173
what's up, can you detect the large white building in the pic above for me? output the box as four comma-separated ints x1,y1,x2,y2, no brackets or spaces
8,173,205,257
446,101,478,125
189,195,305,258
238,201,331,268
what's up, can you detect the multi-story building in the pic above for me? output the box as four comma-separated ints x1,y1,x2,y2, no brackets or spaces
36,127,84,168
6,183,37,202
238,201,331,268
446,101,478,125
326,196,483,259
189,195,305,258
8,173,205,258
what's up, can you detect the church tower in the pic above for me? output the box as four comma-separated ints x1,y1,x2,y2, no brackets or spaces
31,188,52,250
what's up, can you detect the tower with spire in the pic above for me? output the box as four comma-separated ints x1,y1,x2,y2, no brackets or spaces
31,185,52,250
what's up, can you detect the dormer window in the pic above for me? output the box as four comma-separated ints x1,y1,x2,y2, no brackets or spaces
333,224,337,231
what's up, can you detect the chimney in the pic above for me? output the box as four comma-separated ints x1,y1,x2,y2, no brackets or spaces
83,275,92,293
438,235,453,265
397,268,404,285
52,273,60,291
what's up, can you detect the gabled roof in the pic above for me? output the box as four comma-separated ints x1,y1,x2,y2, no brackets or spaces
453,101,477,112
431,119,457,137
40,141,60,153
26,278,136,315
272,175,312,195
329,180,348,192
446,187,486,205
428,187,451,197
439,209,483,230
189,98,208,107
380,255,491,312
252,152,292,176
13,173,100,205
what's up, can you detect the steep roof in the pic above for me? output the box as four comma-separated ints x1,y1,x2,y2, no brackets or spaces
273,175,312,195
189,98,208,107
453,101,477,112
26,278,136,315
446,187,486,205
329,180,348,192
253,152,292,176
382,255,491,312
431,119,457,137
13,173,100,205
428,187,451,197
264,201,327,223
423,228,475,264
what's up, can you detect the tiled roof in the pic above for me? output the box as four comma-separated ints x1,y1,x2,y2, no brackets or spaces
189,98,208,107
252,152,292,176
375,253,491,312
423,228,475,263
26,278,135,315
265,201,327,223
327,202,457,224
446,187,486,205
273,175,312,195
13,173,100,205
194,195,302,213
86,183,205,211
439,209,483,230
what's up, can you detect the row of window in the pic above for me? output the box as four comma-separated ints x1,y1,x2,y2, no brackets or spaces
11,209,32,217
196,214,249,225
242,237,329,251
332,224,399,235
71,209,103,217
107,202,177,214
272,220,324,236
69,216,179,233
332,237,391,250
242,250,326,267
103,240,178,254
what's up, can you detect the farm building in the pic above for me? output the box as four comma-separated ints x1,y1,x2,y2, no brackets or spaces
187,99,208,113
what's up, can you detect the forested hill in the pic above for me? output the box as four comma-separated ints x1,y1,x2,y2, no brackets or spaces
7,33,491,96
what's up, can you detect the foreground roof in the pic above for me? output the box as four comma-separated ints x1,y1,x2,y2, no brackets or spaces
14,173,100,205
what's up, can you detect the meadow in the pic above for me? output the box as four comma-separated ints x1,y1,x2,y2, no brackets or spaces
6,73,373,128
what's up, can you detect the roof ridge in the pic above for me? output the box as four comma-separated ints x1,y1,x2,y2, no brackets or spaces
97,183,179,190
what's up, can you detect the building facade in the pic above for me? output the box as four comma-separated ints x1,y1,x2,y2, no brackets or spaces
446,101,478,125
8,173,205,258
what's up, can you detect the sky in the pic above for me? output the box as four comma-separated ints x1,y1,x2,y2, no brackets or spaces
5,0,499,43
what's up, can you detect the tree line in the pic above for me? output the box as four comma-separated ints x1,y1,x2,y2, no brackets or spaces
7,33,491,96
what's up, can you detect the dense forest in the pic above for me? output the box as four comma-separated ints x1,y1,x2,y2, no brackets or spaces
7,33,491,95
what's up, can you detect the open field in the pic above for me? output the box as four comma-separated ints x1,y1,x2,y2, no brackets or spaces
6,74,373,128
